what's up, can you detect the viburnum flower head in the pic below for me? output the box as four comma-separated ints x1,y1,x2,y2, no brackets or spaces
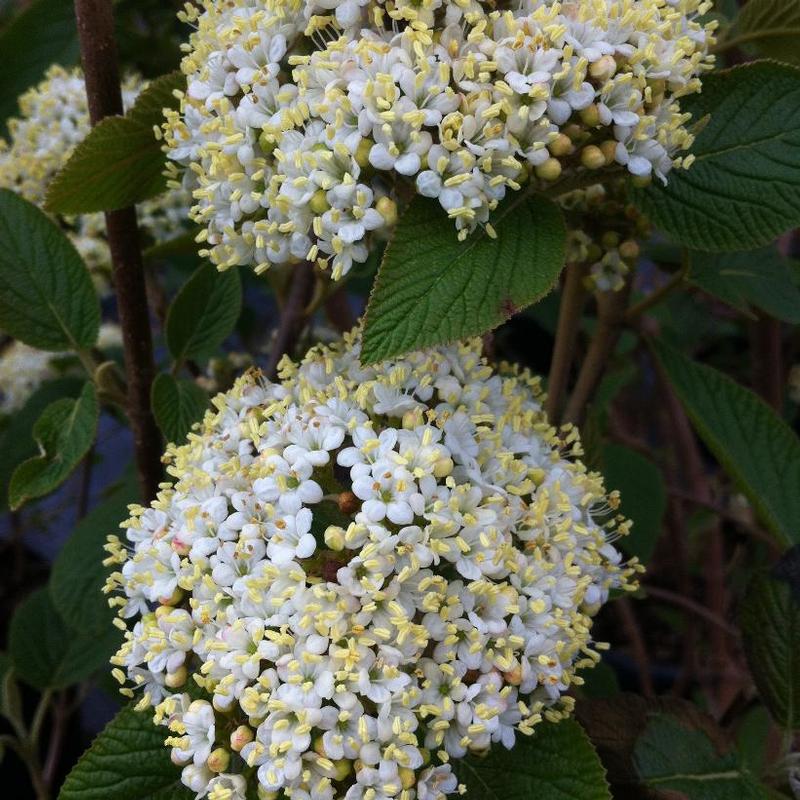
165,0,714,279
106,330,640,800
0,65,190,287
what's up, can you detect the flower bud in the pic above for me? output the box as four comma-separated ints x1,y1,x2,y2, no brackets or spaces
338,491,360,515
206,747,230,773
433,456,454,478
309,189,329,215
355,138,372,168
548,133,573,157
165,666,187,688
580,145,606,170
599,140,618,165
579,105,601,127
619,240,640,261
230,725,254,752
333,758,353,781
631,174,652,188
376,196,398,226
399,768,416,790
589,56,616,81
534,157,562,182
324,525,346,551
601,231,620,249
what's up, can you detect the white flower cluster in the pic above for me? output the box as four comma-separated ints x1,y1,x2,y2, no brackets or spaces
0,324,122,415
0,65,191,289
107,330,638,800
165,0,714,279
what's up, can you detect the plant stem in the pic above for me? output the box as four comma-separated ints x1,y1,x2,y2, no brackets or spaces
545,264,588,423
625,263,687,323
265,262,316,380
712,27,800,55
562,282,631,426
324,284,357,334
73,0,163,501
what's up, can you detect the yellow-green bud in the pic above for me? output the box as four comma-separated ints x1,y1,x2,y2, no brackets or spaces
580,145,606,170
309,189,329,215
258,788,278,800
164,666,187,689
258,132,276,154
355,138,373,168
601,231,620,249
376,196,398,226
230,725,254,752
324,525,346,551
207,748,230,773
433,456,454,478
534,157,562,181
599,140,618,165
579,105,601,127
333,759,353,781
399,768,416,790
589,56,616,81
548,133,573,157
619,240,640,261
631,174,652,188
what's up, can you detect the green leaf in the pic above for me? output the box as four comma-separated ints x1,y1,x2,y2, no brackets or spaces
9,382,98,510
601,444,666,564
0,0,78,135
733,0,800,66
740,567,800,730
689,248,800,323
50,479,139,634
635,62,800,251
45,73,185,215
59,703,192,800
9,587,120,691
0,190,100,350
151,373,208,443
0,377,83,510
634,715,768,799
652,339,800,547
453,719,610,800
361,194,565,364
166,263,242,364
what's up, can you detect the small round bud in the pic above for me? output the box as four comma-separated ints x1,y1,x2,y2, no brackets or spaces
258,131,276,154
313,735,328,758
601,231,620,249
504,665,523,685
338,491,360,515
534,157,562,182
631,173,653,188
580,145,606,170
599,140,618,165
433,456,454,478
548,133,573,157
589,55,616,81
230,725,254,752
324,525,346,551
309,189,329,215
619,240,640,261
355,138,372,168
258,788,278,800
564,123,584,141
399,768,416,790
159,587,184,606
155,604,171,619
579,105,601,127
333,758,353,781
207,747,230,773
376,196,398,226
165,665,187,688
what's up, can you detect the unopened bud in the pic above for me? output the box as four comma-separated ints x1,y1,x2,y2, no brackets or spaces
548,133,573,157
338,491,360,515
399,768,416,790
589,56,616,81
619,240,640,260
325,525,346,551
631,173,652,188
601,231,620,249
376,196,398,226
333,758,353,781
159,587,184,606
165,666,188,689
534,157,562,182
258,789,278,800
230,725,254,752
258,132,276,154
355,138,372,168
433,456,454,478
579,104,601,127
599,140,618,165
309,189,329,215
207,747,230,773
314,735,328,758
580,145,606,170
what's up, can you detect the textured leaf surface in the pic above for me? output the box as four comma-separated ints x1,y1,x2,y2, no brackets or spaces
735,0,800,65
636,62,800,251
601,444,666,563
59,703,192,800
653,339,800,547
362,194,565,363
50,479,138,634
0,190,100,350
453,719,610,800
9,382,98,510
689,248,800,323
166,263,242,363
151,373,209,443
9,588,120,691
0,378,83,510
0,0,78,134
740,568,800,730
634,715,767,799
45,73,184,214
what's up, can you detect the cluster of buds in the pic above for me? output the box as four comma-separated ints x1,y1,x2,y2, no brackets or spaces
106,330,639,800
164,0,714,280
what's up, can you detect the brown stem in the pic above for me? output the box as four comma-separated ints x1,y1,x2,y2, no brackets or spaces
42,693,70,794
562,282,631,426
545,264,588,423
76,445,94,522
750,316,784,412
616,597,654,697
324,284,357,334
644,585,739,639
74,0,163,501
265,262,316,380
